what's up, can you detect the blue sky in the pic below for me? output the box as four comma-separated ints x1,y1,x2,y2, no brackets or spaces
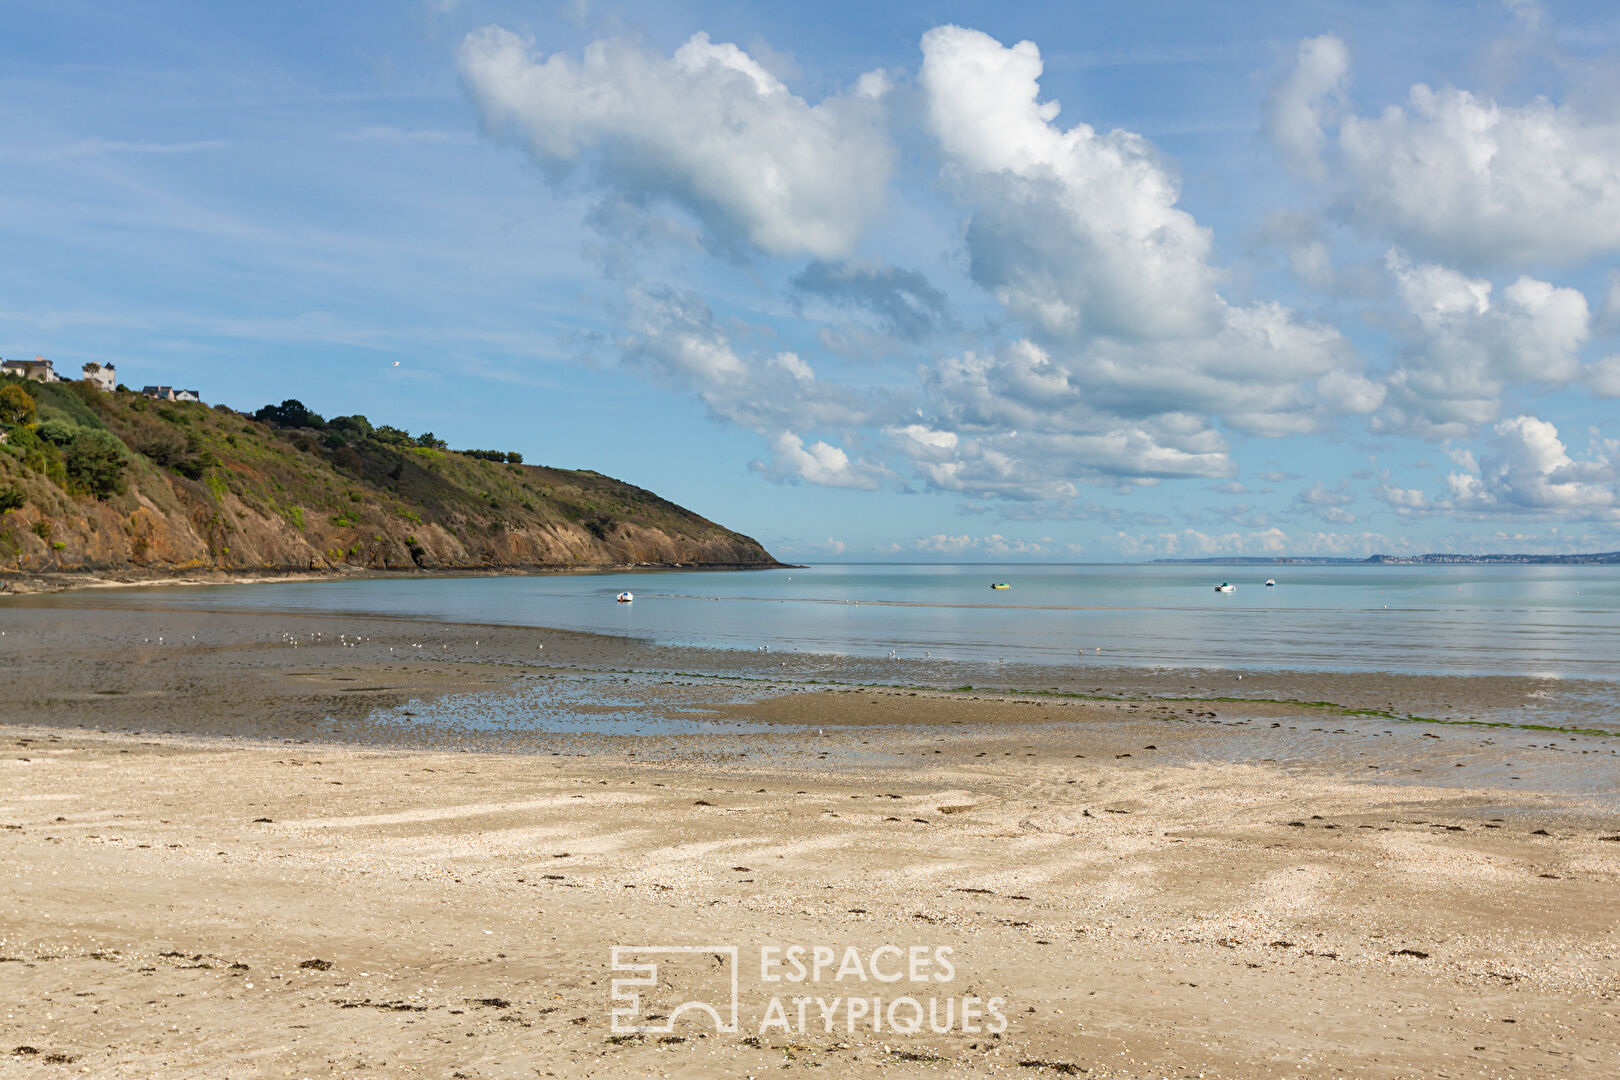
4,0,1620,560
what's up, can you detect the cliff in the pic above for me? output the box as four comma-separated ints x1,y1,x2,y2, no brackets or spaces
0,378,781,581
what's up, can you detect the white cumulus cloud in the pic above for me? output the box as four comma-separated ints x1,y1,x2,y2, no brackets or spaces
911,533,1048,556
1265,34,1349,180
1441,416,1618,518
458,27,893,258
752,432,884,490
919,25,1218,341
895,26,1371,503
1269,35,1620,266
1379,251,1590,437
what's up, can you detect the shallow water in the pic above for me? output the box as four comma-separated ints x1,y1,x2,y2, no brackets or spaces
367,672,808,738
31,562,1620,679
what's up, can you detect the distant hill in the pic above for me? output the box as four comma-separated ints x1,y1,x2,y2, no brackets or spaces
0,378,781,580
1153,553,1620,565
1363,552,1620,565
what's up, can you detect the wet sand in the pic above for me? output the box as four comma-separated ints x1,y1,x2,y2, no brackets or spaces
1,601,1618,1078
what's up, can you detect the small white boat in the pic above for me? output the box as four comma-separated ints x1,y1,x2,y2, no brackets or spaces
616,591,634,603
1265,578,1276,587
1214,582,1235,593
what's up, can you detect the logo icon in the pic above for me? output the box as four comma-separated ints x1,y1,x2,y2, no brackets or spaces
609,946,739,1034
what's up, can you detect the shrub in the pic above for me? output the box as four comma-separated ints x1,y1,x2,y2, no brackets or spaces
0,485,23,512
329,414,373,439
174,430,219,480
0,384,37,426
135,428,183,465
5,425,64,486
253,399,324,428
36,418,79,446
373,424,413,446
63,429,129,498
136,427,214,480
461,448,525,464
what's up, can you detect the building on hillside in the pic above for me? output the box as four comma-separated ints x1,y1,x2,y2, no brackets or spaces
1,356,61,383
141,385,202,403
82,362,116,392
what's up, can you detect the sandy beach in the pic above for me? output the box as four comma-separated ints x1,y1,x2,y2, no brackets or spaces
2,600,1618,1078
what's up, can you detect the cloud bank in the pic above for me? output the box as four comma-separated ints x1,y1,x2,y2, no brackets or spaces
451,15,1620,547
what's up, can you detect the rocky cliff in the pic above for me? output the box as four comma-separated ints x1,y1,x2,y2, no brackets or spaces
0,379,781,580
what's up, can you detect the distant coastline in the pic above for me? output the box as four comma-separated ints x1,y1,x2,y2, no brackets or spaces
1152,552,1620,565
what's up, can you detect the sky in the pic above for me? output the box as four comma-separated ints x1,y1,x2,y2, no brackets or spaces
4,0,1620,562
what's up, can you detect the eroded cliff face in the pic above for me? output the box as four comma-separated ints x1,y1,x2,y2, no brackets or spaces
0,384,781,577
1,487,773,573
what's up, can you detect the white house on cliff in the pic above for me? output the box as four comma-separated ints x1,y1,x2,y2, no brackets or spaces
82,362,116,391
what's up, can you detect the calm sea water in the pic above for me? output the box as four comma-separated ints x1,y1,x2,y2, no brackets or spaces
37,563,1620,678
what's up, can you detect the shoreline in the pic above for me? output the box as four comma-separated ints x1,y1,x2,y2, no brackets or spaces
7,592,1620,740
3,601,1618,1076
0,559,802,596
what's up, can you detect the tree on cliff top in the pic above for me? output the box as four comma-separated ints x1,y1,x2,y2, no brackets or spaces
254,399,324,428
0,383,37,427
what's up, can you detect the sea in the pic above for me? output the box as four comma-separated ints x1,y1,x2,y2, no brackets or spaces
39,562,1620,680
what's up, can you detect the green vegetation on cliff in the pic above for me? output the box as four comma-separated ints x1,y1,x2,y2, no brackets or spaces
0,378,779,575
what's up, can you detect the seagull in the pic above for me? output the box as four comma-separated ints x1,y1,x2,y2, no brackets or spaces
392,361,400,367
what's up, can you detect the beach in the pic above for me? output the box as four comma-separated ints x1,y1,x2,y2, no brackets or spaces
2,600,1618,1078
